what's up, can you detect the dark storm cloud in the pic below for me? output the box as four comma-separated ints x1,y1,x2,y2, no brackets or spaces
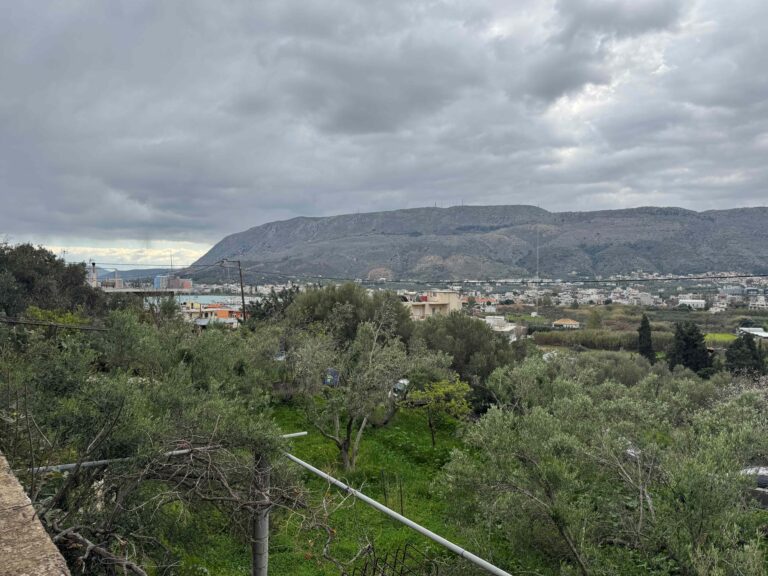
521,45,611,101
557,0,683,39
0,0,766,249
275,37,484,134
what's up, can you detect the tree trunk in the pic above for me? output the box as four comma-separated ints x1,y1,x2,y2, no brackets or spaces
428,409,436,448
340,440,352,471
340,449,351,471
349,416,368,471
552,518,589,576
373,400,397,428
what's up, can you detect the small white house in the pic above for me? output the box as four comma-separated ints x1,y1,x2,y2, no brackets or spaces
484,316,524,342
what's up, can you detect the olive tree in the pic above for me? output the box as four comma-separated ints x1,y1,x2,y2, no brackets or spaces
1,317,306,576
439,354,768,576
404,379,470,447
293,321,408,471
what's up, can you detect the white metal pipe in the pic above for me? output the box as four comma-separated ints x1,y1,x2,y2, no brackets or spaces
280,431,308,439
283,452,512,576
28,457,133,474
25,450,194,474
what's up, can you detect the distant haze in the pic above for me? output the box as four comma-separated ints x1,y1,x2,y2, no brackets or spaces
2,1,768,263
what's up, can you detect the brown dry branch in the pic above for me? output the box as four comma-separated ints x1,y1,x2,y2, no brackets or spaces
37,434,308,575
53,521,148,576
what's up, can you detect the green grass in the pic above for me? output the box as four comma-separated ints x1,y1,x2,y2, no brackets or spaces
173,403,467,575
705,332,737,345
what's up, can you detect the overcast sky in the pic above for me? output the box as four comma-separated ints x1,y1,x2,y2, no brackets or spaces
1,0,767,265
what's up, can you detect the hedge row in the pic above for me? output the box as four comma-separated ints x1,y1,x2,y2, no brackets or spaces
533,329,674,353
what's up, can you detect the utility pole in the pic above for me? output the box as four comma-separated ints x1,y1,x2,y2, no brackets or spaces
251,432,305,575
237,260,247,322
223,259,248,323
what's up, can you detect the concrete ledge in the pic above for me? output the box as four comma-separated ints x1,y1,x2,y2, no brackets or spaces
0,453,70,576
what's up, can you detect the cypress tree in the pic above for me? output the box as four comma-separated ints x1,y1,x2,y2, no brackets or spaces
668,322,712,376
638,313,654,364
725,332,765,375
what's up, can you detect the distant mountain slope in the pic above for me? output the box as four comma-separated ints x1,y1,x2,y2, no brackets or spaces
97,268,171,281
194,206,768,280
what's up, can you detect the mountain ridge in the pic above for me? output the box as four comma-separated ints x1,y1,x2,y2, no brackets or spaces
194,205,768,280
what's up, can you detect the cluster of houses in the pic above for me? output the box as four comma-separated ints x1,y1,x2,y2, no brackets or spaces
708,286,768,312
149,274,768,338
474,283,768,314
667,287,768,314
398,290,529,341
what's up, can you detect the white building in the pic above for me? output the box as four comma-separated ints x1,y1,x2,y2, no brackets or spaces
484,316,524,342
748,295,768,310
738,327,768,340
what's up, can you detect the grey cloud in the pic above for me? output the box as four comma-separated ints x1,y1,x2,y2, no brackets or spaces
557,0,684,40
275,36,485,133
663,1,768,110
0,0,766,250
522,45,611,101
516,0,685,102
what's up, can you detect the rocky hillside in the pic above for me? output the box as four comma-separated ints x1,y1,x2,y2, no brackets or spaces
193,206,768,280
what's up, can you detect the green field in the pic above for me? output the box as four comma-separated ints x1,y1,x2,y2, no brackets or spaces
173,406,476,576
506,302,768,333
705,332,737,346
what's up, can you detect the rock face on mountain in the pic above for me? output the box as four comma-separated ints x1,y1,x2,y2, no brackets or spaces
194,206,768,280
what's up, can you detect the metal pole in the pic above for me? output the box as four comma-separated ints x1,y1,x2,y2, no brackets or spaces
26,451,190,474
280,431,308,439
251,432,304,575
283,452,513,576
252,452,270,576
